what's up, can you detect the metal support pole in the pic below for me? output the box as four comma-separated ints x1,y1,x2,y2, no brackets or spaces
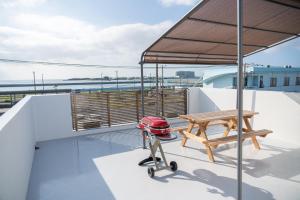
156,63,159,116
140,63,145,117
237,0,244,200
161,65,164,88
140,53,146,149
161,65,165,116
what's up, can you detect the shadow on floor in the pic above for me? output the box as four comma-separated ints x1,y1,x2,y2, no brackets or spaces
166,142,300,184
154,169,275,200
242,145,300,183
27,131,141,200
284,92,300,105
210,144,300,184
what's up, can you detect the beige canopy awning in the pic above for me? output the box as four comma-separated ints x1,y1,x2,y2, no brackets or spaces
142,0,300,65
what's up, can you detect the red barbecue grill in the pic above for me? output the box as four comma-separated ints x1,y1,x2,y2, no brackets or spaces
138,116,178,178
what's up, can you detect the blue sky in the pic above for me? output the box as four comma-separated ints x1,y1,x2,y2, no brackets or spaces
42,0,192,26
0,0,193,26
0,0,299,80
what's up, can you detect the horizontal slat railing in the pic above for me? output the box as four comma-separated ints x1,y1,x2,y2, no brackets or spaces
71,89,187,131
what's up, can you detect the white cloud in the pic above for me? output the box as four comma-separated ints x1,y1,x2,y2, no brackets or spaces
159,0,198,7
0,14,172,79
0,0,46,7
262,38,300,54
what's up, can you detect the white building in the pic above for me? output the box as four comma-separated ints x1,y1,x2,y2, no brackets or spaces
203,66,300,92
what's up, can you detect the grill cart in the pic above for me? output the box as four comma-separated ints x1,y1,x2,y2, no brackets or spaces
138,116,178,178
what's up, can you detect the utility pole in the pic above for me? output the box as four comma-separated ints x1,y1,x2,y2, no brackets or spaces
115,70,119,90
101,73,103,92
42,73,45,93
33,71,36,93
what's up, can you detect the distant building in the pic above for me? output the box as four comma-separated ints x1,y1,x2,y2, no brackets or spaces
203,65,300,92
176,71,195,79
103,76,110,80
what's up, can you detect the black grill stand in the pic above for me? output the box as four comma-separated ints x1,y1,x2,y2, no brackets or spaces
138,131,178,178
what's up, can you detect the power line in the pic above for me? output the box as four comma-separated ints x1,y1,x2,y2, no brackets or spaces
0,58,234,69
0,58,138,69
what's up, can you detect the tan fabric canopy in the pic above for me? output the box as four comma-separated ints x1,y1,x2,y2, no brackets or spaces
142,0,300,65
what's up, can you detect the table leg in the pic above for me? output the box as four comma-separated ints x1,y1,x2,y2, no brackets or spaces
181,136,188,147
243,117,260,150
199,124,215,162
223,119,235,137
196,122,206,137
181,122,194,147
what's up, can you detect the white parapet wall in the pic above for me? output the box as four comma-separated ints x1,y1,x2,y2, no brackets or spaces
30,94,138,141
0,96,36,200
0,94,85,200
188,87,300,144
31,94,74,141
1,89,299,200
0,93,139,200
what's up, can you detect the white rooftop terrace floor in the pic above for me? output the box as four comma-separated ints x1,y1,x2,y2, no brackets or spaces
27,123,300,200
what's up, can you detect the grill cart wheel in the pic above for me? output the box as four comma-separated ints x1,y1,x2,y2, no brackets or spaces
170,161,178,171
148,167,155,178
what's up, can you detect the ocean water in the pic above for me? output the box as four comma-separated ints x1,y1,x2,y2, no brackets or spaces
0,79,194,92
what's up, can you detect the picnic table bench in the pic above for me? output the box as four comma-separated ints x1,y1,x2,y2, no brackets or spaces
177,110,272,162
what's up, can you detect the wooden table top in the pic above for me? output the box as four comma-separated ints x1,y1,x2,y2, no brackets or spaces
179,109,258,124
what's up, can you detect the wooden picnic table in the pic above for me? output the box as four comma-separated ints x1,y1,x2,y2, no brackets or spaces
177,109,272,162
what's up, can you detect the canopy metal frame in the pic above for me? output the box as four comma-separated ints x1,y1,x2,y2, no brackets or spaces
141,0,299,65
139,0,300,199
